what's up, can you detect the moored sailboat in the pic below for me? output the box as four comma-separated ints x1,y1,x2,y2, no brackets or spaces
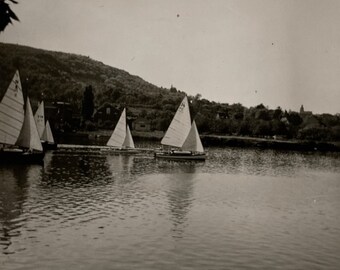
41,120,57,150
0,71,44,164
155,96,206,161
105,108,138,153
34,101,57,150
0,70,25,146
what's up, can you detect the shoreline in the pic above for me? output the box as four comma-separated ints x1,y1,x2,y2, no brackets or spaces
201,135,340,152
59,130,340,152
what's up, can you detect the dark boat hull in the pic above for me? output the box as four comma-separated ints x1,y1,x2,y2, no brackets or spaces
0,150,45,164
42,142,58,151
154,151,206,161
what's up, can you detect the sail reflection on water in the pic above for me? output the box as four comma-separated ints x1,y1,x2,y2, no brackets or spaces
165,164,197,238
106,154,134,178
40,152,112,188
0,165,42,254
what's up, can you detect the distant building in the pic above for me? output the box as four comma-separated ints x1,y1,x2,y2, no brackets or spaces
94,103,119,128
132,119,151,131
300,105,312,116
300,105,304,114
45,101,73,132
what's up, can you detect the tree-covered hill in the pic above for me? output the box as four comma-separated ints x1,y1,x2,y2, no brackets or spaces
1,42,339,141
0,42,183,109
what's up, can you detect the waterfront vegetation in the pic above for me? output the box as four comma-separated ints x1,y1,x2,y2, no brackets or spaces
1,42,340,144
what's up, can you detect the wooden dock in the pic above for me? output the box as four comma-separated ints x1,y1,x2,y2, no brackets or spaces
57,144,156,153
58,144,109,150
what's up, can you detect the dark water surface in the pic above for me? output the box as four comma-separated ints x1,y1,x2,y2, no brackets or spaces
1,146,340,269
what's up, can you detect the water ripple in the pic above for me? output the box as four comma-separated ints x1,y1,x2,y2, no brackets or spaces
0,148,339,269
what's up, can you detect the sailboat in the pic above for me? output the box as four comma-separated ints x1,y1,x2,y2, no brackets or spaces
0,70,44,164
105,108,138,153
154,96,206,161
34,101,57,150
41,120,56,150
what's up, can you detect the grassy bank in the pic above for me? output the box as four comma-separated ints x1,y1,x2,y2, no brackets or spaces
201,135,340,152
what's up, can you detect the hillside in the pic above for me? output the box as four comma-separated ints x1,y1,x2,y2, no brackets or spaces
1,42,339,142
0,42,183,110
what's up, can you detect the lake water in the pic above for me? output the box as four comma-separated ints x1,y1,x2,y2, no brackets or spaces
1,146,340,269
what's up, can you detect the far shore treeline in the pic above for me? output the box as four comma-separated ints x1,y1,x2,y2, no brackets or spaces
1,42,340,142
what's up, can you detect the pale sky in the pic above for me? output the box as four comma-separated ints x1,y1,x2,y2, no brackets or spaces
1,0,340,114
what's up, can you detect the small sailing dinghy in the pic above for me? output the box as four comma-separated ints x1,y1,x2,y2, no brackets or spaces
154,96,206,161
15,97,45,161
0,70,25,147
0,70,44,164
105,108,139,153
34,101,57,150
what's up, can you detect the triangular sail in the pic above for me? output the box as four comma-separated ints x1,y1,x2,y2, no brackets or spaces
34,100,45,138
0,70,25,145
42,120,55,144
123,125,135,148
161,96,191,148
181,121,204,153
16,97,43,152
107,108,127,147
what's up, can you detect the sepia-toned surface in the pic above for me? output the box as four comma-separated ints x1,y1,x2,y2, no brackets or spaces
2,0,340,114
1,147,339,269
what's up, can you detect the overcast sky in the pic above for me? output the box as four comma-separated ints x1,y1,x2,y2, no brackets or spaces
1,0,340,114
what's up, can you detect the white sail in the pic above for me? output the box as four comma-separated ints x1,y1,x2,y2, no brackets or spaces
0,70,25,145
107,108,127,147
123,125,135,148
42,120,55,144
16,97,43,152
181,120,204,153
161,96,191,148
34,100,45,138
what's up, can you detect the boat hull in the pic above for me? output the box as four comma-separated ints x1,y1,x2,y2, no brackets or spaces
0,149,45,164
42,142,58,151
154,151,206,161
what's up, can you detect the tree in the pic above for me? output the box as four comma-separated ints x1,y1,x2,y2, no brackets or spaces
298,126,329,141
238,120,252,136
255,103,266,110
82,85,94,121
170,85,177,93
255,109,270,120
0,0,19,32
271,120,287,136
254,120,271,137
194,93,202,101
273,107,283,120
287,112,303,126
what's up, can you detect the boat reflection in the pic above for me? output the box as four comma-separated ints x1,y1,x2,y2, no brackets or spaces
40,151,112,188
0,164,41,254
106,154,134,178
165,163,197,239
